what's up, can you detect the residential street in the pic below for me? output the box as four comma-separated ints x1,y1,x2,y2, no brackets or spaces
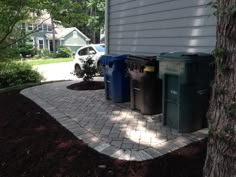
33,62,78,82
33,62,104,82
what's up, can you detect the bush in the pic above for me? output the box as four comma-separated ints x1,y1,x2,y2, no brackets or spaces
0,62,44,89
80,56,97,81
37,49,50,58
0,48,20,59
18,43,36,58
56,47,72,58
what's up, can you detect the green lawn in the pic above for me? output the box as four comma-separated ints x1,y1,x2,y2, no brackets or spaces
0,58,72,66
25,58,72,66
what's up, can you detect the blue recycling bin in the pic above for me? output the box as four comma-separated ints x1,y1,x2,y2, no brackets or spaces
100,54,130,103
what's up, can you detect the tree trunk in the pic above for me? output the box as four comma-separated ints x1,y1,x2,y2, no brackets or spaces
203,0,236,177
51,16,56,55
95,32,100,43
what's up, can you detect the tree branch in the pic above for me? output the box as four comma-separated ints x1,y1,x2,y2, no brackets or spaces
0,17,51,50
0,0,26,44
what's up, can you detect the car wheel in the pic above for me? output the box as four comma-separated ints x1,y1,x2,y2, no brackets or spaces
98,62,104,76
74,65,83,78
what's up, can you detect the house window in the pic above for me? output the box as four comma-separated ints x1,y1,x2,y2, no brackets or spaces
21,23,26,31
38,39,44,49
37,24,43,32
47,25,52,32
28,24,33,31
43,24,47,32
73,31,78,38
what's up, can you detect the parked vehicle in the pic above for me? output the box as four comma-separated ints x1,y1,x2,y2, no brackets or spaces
73,44,105,77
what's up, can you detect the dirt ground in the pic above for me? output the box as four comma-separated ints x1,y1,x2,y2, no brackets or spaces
67,81,105,90
0,85,207,177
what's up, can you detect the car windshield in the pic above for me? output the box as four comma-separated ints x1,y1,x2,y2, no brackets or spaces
95,45,105,52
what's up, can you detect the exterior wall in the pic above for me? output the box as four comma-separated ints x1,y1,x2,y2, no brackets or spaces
63,30,87,52
64,46,82,53
107,0,216,55
30,31,49,50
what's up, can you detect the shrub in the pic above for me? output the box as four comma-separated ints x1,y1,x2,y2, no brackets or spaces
0,48,20,59
56,47,72,58
0,62,44,89
18,43,36,58
37,49,50,58
80,56,97,81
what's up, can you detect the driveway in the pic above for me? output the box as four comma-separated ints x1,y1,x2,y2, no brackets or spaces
33,62,78,82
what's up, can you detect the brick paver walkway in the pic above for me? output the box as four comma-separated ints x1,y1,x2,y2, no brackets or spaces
21,81,208,161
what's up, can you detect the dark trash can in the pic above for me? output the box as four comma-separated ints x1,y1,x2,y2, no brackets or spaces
126,55,162,115
100,54,130,103
158,52,215,133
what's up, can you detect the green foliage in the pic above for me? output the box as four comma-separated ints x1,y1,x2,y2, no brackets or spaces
56,47,72,58
224,103,236,116
86,0,105,32
0,48,20,59
25,58,72,66
207,1,236,16
0,0,85,49
0,62,43,89
213,48,226,58
81,57,97,81
207,0,217,16
212,48,231,74
0,0,44,48
35,49,50,58
47,0,85,28
226,4,236,16
18,43,35,58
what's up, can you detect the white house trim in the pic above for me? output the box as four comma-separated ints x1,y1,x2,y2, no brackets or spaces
61,27,90,41
37,37,44,49
27,23,34,31
47,40,50,51
63,44,84,47
105,0,109,54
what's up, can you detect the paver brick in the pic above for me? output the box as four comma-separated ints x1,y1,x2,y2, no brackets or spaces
111,149,125,159
111,141,122,148
100,129,111,135
21,81,209,162
121,143,134,149
119,150,131,160
144,148,162,158
94,143,110,152
79,133,94,140
101,146,118,156
138,150,153,160
130,151,142,161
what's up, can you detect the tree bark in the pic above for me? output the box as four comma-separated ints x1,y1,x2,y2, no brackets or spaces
51,16,56,55
204,0,236,177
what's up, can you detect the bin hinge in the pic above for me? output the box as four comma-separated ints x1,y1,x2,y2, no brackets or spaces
134,88,141,91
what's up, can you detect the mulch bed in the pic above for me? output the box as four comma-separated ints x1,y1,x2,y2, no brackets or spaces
0,88,207,177
67,81,105,90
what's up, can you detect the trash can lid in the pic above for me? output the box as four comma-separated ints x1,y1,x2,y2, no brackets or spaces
126,55,157,65
100,54,129,65
157,52,213,62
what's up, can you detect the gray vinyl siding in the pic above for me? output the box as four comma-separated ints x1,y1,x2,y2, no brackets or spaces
63,31,87,47
63,31,87,52
108,0,216,55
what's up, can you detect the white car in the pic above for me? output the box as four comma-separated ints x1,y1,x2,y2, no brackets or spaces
73,44,105,77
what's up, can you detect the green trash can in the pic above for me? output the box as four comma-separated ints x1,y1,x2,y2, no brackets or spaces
157,52,214,133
